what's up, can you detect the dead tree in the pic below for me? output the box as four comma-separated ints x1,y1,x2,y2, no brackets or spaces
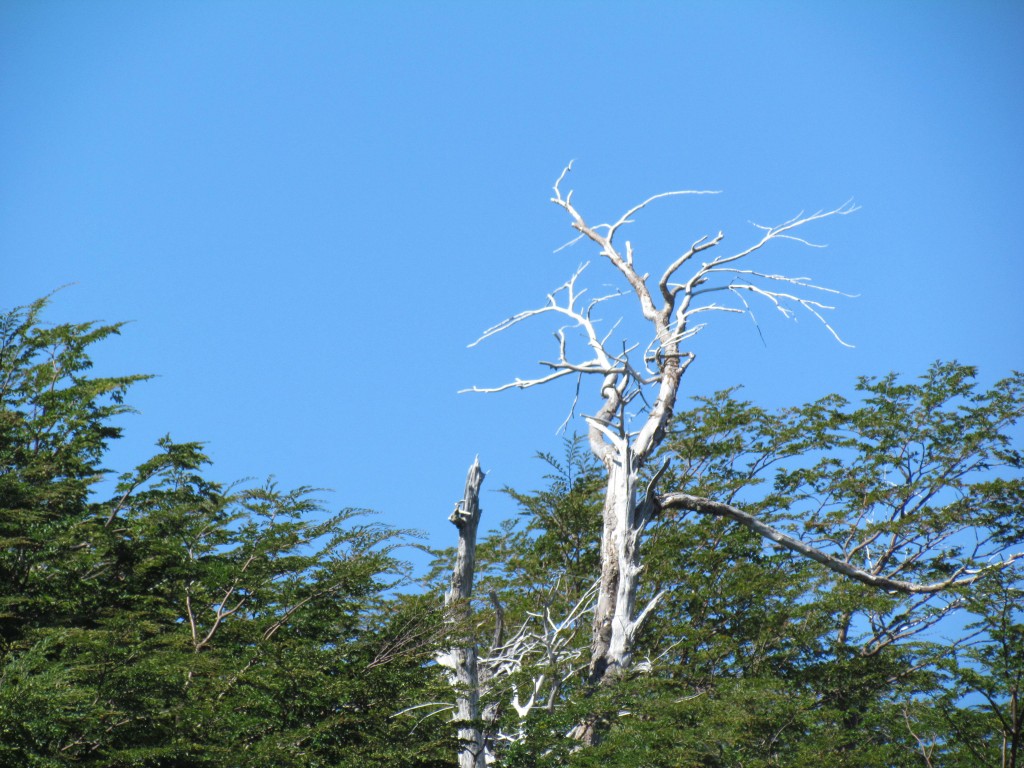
464,165,1021,745
466,164,857,689
442,458,487,768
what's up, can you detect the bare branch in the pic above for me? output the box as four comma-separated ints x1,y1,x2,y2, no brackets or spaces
659,232,724,303
462,264,631,395
460,368,580,395
660,491,1024,594
725,282,854,348
604,189,721,242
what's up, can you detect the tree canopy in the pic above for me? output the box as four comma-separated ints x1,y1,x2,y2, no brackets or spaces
453,365,1023,766
0,296,453,766
1,294,1021,766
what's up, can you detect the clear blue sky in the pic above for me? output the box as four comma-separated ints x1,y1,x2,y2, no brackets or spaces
3,2,1022,560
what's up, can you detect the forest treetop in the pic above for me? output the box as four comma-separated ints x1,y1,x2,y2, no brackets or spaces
1,292,1022,765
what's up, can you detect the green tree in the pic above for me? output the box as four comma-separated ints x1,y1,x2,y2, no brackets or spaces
0,297,454,766
927,569,1024,767
0,295,147,647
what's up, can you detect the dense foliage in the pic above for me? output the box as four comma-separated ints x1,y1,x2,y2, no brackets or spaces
0,297,453,766
453,368,1024,765
2,296,1021,766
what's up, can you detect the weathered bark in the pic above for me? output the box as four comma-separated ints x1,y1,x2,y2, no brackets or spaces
444,458,487,768
577,442,668,745
588,444,640,682
586,376,679,688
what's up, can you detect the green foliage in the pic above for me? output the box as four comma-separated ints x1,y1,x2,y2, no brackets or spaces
477,438,604,607
0,297,454,766
468,363,1023,765
0,295,149,641
4,295,1022,766
929,570,1024,767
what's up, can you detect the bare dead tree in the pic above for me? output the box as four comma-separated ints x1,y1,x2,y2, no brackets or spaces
463,165,1021,745
441,458,487,768
466,164,856,690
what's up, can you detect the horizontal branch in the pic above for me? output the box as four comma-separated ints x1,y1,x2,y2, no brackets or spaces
459,367,580,394
726,282,853,347
603,190,722,241
659,492,1023,594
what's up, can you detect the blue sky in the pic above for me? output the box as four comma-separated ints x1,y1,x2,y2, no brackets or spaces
3,1,1022,560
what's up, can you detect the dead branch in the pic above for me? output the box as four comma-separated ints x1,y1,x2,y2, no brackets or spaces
659,491,1024,594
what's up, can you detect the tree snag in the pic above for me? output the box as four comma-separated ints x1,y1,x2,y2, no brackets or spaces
443,458,487,768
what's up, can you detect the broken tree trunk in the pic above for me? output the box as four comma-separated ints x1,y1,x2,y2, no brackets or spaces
444,458,487,768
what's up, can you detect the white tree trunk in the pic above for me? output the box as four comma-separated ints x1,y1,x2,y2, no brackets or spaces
588,440,667,679
589,450,637,682
444,459,487,768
